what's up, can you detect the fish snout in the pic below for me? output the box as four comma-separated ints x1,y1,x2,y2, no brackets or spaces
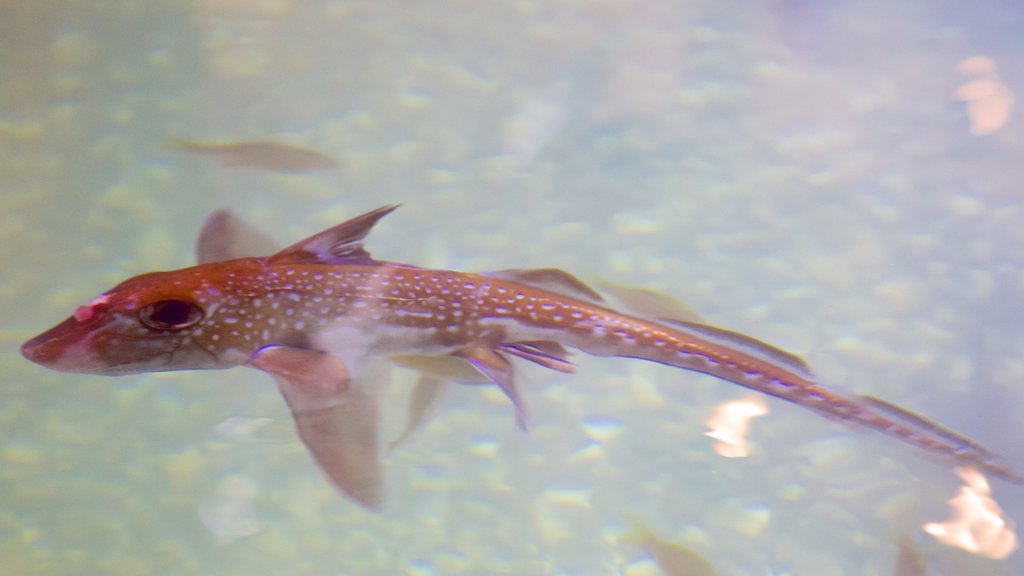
21,331,63,367
20,318,101,373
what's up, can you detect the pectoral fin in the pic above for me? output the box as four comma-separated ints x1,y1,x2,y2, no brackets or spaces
248,345,351,408
455,346,528,430
247,346,383,509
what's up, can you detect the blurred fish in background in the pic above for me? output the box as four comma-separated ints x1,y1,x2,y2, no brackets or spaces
170,138,339,172
620,515,718,576
890,536,928,576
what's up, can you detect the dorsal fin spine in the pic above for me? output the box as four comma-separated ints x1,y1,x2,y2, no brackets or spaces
268,204,400,265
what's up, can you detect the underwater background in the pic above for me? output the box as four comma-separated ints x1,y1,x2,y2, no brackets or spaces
3,1,1024,574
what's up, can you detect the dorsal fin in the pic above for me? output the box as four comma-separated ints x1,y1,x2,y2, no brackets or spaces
268,205,399,265
658,317,815,380
593,279,704,324
195,208,282,264
484,268,605,303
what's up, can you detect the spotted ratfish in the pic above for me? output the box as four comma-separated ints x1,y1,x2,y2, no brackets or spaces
21,205,1023,508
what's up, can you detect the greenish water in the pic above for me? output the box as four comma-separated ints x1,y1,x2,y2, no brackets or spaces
3,1,1024,574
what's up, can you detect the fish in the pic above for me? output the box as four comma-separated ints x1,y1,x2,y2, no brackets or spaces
21,204,1024,508
619,515,718,576
891,535,928,576
170,139,339,173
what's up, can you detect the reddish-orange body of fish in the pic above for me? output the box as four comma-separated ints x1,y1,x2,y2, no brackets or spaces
21,205,1023,508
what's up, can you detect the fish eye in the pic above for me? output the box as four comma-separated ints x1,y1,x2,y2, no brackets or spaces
138,299,204,331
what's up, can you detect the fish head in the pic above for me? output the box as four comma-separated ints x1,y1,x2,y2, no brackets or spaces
22,263,257,375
